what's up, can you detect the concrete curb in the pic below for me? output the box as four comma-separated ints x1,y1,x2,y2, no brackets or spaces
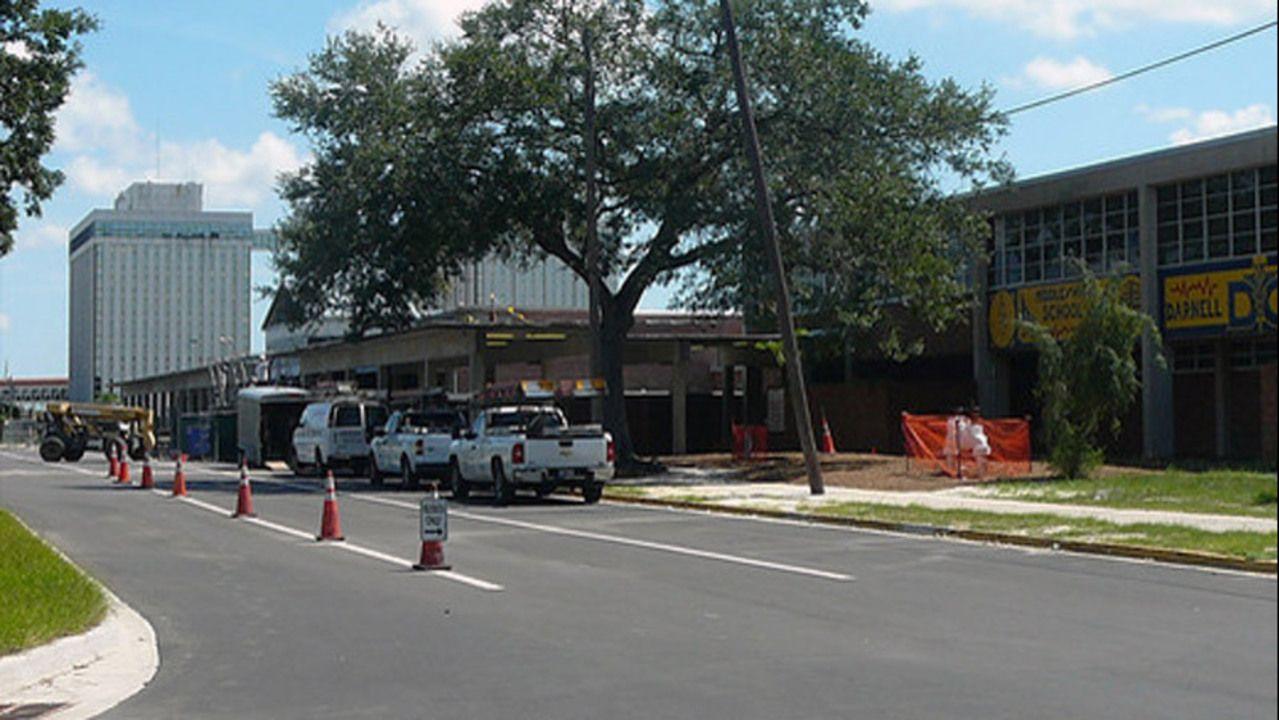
604,493,1279,575
0,522,159,719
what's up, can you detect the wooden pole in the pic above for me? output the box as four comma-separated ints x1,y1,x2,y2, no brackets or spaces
718,0,824,495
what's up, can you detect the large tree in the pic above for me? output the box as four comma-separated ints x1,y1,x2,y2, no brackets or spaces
271,0,1008,465
0,0,96,257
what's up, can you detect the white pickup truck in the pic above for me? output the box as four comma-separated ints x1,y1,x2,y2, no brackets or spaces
448,404,614,505
368,409,465,488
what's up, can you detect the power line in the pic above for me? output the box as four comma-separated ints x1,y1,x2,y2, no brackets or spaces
1003,19,1278,117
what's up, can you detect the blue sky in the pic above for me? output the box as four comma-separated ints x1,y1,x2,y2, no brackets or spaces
1,0,1276,377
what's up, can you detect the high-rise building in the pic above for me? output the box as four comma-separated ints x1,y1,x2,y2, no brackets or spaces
68,182,252,401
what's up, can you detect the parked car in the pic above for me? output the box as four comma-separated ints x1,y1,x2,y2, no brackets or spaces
449,403,614,505
368,408,465,488
290,398,388,476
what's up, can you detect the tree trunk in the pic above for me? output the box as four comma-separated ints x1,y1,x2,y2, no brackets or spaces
598,296,642,471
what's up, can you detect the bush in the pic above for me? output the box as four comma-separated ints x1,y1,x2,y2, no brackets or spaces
1021,265,1160,479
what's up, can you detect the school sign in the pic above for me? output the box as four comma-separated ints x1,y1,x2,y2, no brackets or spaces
1160,255,1278,339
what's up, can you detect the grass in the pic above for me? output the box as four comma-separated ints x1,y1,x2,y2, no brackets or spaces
984,468,1278,518
801,501,1277,562
0,509,107,655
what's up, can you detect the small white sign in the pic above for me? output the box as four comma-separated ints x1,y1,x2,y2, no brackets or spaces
419,498,448,542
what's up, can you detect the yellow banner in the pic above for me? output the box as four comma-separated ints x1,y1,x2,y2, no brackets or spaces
1162,256,1278,336
988,275,1140,349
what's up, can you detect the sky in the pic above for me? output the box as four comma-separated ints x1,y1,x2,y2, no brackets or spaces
1,0,1276,378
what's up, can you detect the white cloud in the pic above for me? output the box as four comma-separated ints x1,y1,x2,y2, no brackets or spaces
329,0,489,47
1018,56,1112,90
878,0,1275,39
1167,104,1276,144
12,223,70,253
0,312,10,333
52,73,304,214
1134,104,1193,123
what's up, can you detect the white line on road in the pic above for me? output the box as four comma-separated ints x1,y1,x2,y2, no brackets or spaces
147,486,504,591
348,491,854,583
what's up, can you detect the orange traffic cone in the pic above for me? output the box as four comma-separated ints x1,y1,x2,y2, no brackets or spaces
316,471,345,541
819,412,837,454
232,462,256,518
107,444,119,479
172,454,188,497
116,448,131,485
139,455,155,490
413,540,451,571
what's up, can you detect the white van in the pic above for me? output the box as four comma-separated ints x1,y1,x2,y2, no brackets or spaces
290,398,388,475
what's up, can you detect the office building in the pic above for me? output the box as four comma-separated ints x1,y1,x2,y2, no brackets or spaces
69,182,252,400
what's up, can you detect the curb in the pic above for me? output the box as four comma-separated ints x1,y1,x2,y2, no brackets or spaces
603,493,1278,575
0,518,159,719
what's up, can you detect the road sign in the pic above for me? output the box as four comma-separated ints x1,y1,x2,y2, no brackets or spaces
419,497,448,542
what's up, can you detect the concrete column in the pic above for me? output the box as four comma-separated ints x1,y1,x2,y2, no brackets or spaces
671,342,688,455
972,248,1011,416
1139,184,1175,459
468,331,486,395
720,358,735,450
1214,340,1230,458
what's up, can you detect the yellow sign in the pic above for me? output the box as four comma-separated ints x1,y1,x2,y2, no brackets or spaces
1162,256,1278,337
988,275,1140,349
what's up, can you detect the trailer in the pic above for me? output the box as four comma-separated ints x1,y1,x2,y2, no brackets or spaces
237,386,311,467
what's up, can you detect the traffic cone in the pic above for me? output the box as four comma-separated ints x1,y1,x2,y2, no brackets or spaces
139,455,155,489
232,462,256,518
172,454,188,497
116,450,131,485
107,444,119,479
819,412,837,454
316,471,345,541
413,540,451,571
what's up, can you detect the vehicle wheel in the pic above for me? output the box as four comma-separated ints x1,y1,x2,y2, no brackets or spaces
39,436,65,462
492,458,515,506
63,441,86,463
401,456,419,490
582,481,603,505
369,453,383,486
449,460,469,500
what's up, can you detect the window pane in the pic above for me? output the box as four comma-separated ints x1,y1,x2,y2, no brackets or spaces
1044,242,1061,279
1025,246,1042,281
1127,229,1141,264
1156,185,1177,204
1083,199,1102,234
1183,220,1204,261
1233,231,1257,256
1261,229,1277,253
1207,217,1230,258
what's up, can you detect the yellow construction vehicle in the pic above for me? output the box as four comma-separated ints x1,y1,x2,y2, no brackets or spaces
39,402,156,463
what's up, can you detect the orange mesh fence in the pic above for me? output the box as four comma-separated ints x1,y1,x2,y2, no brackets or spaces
901,412,1032,479
731,423,769,460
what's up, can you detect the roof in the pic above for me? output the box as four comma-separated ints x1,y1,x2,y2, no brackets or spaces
237,386,310,401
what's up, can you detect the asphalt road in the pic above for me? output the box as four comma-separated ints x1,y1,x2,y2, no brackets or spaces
2,448,1275,720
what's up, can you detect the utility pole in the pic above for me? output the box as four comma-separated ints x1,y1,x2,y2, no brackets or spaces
718,0,824,495
583,24,604,423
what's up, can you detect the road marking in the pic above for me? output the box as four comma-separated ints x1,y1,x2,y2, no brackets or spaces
345,491,853,583
147,483,504,591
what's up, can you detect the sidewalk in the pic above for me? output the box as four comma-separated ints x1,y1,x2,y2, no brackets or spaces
619,472,1277,534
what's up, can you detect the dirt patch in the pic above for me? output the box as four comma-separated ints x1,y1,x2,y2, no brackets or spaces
659,452,1065,491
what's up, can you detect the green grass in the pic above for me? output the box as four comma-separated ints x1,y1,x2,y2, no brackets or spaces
603,485,651,498
0,509,107,655
800,501,1277,562
986,468,1278,518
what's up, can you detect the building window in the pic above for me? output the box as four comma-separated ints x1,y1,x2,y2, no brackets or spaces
1230,337,1278,370
992,190,1139,288
1155,164,1278,267
1171,343,1216,374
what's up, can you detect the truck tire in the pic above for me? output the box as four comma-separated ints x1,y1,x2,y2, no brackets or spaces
39,436,65,462
401,456,419,491
449,460,469,500
368,453,383,486
492,458,515,506
583,481,603,504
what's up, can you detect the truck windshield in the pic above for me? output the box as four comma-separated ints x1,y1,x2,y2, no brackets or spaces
487,409,565,432
333,405,362,427
403,412,459,432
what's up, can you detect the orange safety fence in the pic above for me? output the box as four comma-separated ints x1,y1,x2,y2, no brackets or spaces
731,423,769,460
901,412,1032,479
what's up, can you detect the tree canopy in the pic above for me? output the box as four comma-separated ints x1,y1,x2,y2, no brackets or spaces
271,0,1010,461
0,0,97,257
